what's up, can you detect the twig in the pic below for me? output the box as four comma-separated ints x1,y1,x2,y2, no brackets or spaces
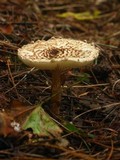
73,102,120,121
106,140,114,160
112,79,120,94
5,67,35,94
7,58,19,98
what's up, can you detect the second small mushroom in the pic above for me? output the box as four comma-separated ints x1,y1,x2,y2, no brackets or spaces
18,37,99,115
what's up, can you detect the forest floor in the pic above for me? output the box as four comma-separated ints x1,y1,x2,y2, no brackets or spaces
0,0,120,160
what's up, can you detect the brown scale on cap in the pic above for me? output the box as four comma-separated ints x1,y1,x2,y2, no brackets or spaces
18,37,99,70
18,37,100,115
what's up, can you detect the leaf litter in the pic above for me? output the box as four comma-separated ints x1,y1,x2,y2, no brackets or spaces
0,0,120,159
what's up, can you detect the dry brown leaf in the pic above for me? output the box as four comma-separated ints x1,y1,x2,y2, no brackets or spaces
0,112,14,136
0,24,13,35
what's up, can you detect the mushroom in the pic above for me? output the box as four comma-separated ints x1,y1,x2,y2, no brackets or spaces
18,37,99,115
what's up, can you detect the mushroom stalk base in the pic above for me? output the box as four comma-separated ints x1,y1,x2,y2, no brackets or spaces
51,68,62,115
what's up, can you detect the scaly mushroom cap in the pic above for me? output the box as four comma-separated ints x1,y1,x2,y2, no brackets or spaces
18,37,99,70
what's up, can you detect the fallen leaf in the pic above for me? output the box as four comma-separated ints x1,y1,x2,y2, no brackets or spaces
22,105,62,137
57,10,101,21
64,121,95,138
0,112,14,136
9,100,34,123
0,24,13,35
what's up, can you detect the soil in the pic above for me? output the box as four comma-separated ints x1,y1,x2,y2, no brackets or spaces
0,0,120,159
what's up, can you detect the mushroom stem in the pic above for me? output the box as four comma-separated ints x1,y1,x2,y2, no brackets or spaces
51,67,62,115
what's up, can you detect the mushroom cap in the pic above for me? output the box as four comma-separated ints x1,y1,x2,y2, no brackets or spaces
18,37,99,70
